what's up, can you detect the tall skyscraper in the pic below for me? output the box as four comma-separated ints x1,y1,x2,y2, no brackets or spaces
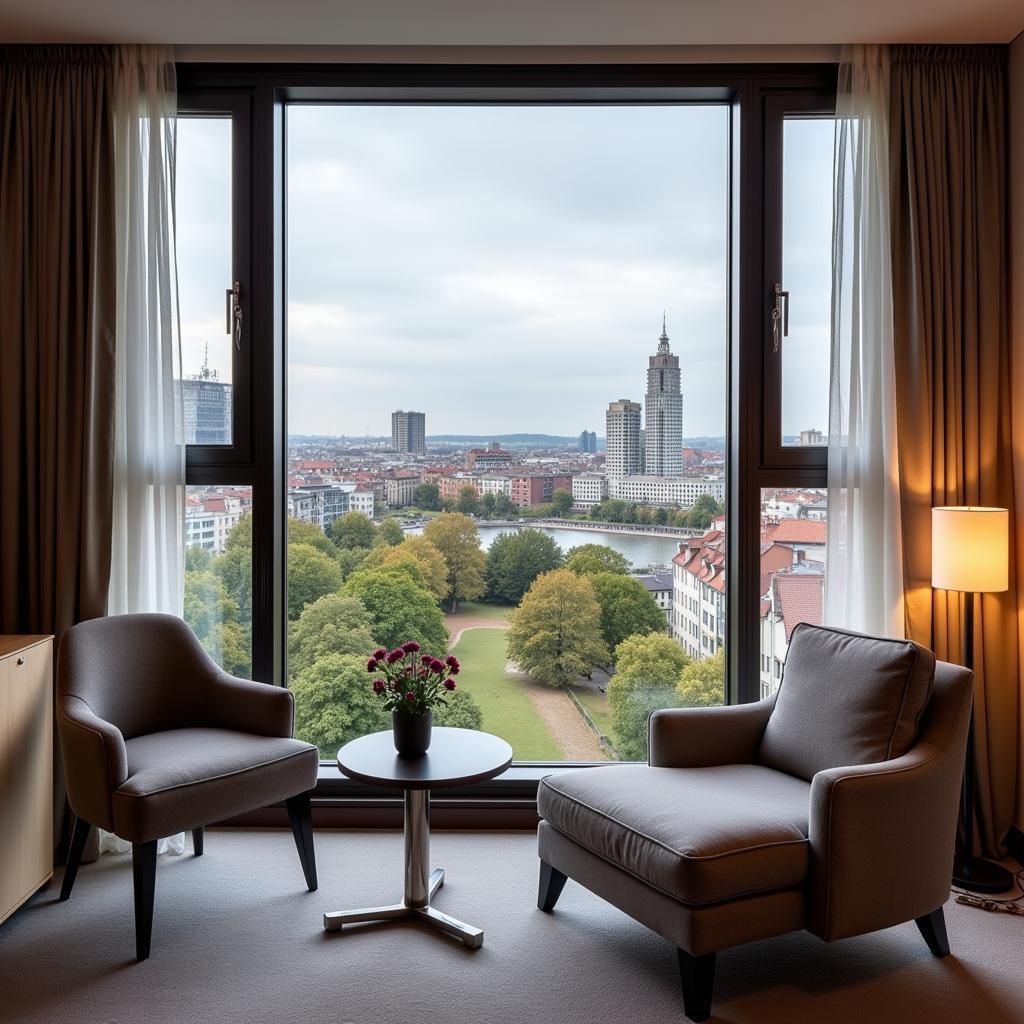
392,410,426,454
605,400,642,477
578,430,597,453
180,347,232,445
644,315,683,476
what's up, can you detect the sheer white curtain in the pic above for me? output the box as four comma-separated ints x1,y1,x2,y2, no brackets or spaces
824,45,905,637
105,46,186,856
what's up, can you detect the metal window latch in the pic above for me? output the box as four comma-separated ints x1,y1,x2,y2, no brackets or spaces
226,281,242,350
770,282,789,354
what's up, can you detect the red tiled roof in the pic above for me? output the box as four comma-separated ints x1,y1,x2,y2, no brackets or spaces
763,519,827,545
773,573,825,641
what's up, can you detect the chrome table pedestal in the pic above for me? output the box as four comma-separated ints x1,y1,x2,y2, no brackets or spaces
323,789,484,948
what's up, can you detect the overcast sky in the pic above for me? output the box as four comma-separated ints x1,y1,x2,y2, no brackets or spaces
177,104,831,440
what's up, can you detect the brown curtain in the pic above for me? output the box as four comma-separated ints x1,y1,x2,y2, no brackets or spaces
890,45,1019,858
0,45,117,853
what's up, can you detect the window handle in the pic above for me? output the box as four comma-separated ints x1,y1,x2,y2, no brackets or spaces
770,282,789,354
226,281,242,351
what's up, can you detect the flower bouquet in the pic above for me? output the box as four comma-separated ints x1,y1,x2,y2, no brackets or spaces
367,641,460,757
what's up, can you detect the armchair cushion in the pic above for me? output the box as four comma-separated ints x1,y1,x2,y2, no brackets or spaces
758,624,935,781
112,728,318,843
538,764,811,905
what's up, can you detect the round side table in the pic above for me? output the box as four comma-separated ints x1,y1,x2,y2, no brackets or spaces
323,727,513,948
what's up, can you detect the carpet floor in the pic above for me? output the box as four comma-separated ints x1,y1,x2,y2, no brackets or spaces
1,829,1021,1024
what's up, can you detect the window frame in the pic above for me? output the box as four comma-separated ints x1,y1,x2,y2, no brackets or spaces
176,62,836,794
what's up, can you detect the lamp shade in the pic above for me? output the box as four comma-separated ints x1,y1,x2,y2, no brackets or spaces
931,506,1009,593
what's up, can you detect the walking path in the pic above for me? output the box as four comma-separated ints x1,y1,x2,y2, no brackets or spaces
446,615,508,649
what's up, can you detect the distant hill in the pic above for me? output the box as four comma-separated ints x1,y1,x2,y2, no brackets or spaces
427,434,580,447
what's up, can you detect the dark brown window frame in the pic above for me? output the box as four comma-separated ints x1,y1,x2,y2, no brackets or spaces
176,62,837,805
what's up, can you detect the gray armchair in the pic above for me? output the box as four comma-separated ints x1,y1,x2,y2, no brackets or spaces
56,613,320,960
536,624,973,1022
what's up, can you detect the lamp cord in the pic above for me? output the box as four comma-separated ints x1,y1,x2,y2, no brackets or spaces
951,866,1024,916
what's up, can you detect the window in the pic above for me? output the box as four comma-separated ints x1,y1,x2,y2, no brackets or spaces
172,63,836,781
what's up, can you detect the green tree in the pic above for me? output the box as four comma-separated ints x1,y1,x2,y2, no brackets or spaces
608,632,691,717
288,517,338,558
213,545,253,631
433,687,484,730
653,506,669,526
506,569,609,688
330,510,377,550
288,542,343,620
291,653,389,758
336,546,371,581
480,492,497,518
185,545,213,572
225,512,252,551
456,486,481,515
485,528,563,605
565,543,632,577
184,570,251,677
342,563,449,653
590,572,667,657
613,687,682,761
413,482,441,510
686,495,724,530
377,535,451,604
287,593,376,679
676,649,726,707
492,492,516,519
423,512,487,612
551,488,573,516
376,517,405,547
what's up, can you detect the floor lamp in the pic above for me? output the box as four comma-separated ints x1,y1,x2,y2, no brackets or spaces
931,506,1015,894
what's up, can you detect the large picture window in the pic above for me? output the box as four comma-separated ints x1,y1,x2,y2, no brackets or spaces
175,64,836,775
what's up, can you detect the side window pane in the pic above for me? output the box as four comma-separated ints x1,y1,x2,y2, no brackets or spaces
177,116,234,445
184,485,253,677
781,117,833,447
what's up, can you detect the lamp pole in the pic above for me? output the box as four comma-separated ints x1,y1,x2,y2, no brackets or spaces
951,591,1013,893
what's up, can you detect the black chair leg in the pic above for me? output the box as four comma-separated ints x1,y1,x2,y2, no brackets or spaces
285,792,317,892
59,816,93,902
132,840,158,961
678,949,716,1023
192,826,204,856
537,860,568,912
915,907,950,957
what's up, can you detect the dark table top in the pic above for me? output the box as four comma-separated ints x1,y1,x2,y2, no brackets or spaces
336,727,514,790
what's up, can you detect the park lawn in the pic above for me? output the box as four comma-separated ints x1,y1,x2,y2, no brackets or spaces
451,627,562,761
452,600,513,622
570,685,616,743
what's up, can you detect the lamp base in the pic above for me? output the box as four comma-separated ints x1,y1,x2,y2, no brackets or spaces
952,855,1016,894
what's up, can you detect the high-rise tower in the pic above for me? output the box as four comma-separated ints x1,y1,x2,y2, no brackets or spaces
392,410,426,454
644,315,682,477
605,400,642,477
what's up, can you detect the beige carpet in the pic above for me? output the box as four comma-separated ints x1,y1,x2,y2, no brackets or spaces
1,829,1021,1024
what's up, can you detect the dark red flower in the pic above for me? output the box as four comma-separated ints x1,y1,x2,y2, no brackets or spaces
431,657,446,673
366,658,378,672
443,679,456,691
405,691,416,702
418,668,429,679
445,655,460,675
373,648,388,660
372,679,386,694
402,640,421,653
386,649,404,664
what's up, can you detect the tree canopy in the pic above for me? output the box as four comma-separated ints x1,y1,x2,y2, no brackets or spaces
608,632,692,716
287,593,376,679
423,512,486,612
551,488,573,516
456,486,481,515
375,517,405,547
376,536,451,603
676,648,726,707
589,572,667,657
565,543,632,577
287,542,343,620
506,569,609,688
413,482,441,510
485,528,563,605
330,510,377,550
288,517,339,559
342,563,449,653
433,687,484,731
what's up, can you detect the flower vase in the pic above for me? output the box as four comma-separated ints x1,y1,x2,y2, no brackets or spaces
393,709,432,758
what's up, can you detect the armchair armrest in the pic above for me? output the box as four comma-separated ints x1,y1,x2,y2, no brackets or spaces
648,697,776,768
203,670,296,739
807,741,963,941
56,695,129,831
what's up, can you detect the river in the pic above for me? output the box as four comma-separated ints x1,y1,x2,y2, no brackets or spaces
410,523,682,570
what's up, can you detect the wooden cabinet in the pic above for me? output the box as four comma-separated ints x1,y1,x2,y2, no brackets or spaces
0,636,53,924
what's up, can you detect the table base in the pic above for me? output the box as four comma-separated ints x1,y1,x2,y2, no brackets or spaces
322,789,485,949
